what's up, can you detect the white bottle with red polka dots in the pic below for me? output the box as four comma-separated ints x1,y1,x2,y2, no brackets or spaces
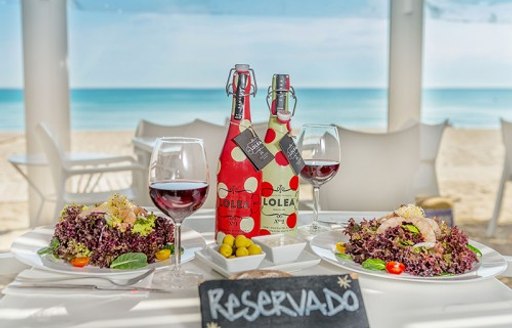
216,64,262,239
260,74,300,235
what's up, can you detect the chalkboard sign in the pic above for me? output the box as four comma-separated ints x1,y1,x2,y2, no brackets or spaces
198,274,369,328
279,134,305,175
234,128,274,171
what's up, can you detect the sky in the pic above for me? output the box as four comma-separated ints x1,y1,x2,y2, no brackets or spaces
0,0,511,88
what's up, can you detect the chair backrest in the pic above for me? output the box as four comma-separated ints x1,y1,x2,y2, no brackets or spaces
319,124,421,211
502,118,512,172
35,123,66,195
136,119,226,208
414,120,448,197
135,119,205,138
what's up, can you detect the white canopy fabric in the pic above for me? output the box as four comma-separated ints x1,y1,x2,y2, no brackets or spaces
426,0,512,24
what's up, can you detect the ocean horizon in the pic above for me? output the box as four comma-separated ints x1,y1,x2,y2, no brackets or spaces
0,88,511,131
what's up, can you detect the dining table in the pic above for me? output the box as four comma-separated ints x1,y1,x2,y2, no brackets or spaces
1,209,511,328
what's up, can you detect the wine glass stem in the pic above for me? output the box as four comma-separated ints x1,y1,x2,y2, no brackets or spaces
174,222,182,272
312,186,320,229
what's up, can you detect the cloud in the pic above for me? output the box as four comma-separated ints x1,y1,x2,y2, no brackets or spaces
0,4,23,88
423,18,512,87
2,1,511,89
69,13,389,88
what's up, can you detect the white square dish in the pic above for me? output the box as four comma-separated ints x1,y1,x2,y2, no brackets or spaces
195,248,321,278
206,245,265,273
252,234,307,264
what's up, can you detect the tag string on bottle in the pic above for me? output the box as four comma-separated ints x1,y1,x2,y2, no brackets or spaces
225,68,258,97
228,120,258,138
266,86,297,117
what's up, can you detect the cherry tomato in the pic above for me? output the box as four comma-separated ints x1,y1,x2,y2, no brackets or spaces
70,257,90,268
385,261,405,274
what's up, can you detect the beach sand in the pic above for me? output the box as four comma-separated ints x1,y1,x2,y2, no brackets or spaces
0,127,511,284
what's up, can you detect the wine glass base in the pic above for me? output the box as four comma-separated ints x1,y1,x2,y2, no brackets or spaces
297,223,330,239
152,269,204,289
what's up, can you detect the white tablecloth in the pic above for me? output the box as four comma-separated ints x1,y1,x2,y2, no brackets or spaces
1,211,512,328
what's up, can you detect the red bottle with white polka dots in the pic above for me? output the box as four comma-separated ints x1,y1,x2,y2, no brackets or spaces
215,64,262,238
260,74,300,234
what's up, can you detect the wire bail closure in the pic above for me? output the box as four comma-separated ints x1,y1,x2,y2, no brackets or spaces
266,86,297,117
225,67,257,97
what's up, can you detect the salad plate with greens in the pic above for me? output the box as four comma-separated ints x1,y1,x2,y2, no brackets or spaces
10,194,206,275
310,205,507,283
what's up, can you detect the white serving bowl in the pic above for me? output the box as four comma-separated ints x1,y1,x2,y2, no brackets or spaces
207,245,266,273
252,234,307,264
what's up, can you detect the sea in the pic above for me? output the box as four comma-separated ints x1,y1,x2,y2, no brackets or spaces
0,88,511,131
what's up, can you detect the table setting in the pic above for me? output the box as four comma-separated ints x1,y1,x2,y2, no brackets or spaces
2,208,512,328
6,223,206,296
2,65,512,327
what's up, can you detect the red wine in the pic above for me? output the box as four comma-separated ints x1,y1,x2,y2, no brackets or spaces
300,160,340,187
149,181,209,222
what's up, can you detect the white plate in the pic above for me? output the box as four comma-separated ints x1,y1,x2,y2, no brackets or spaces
10,226,206,276
310,230,508,283
195,248,321,278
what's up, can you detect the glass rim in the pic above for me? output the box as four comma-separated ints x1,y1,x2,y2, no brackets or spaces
156,137,204,144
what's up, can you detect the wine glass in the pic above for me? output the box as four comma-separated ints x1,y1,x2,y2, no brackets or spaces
148,137,209,288
297,124,340,235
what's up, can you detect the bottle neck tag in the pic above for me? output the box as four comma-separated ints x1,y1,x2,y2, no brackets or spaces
233,73,247,120
233,128,274,171
278,134,305,175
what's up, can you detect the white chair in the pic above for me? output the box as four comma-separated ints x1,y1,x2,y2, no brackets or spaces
319,124,422,211
35,123,144,219
134,119,226,208
320,120,448,211
414,120,448,197
135,119,213,138
487,118,512,236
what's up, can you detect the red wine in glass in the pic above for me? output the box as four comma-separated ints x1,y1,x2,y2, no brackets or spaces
149,180,209,223
300,160,340,187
